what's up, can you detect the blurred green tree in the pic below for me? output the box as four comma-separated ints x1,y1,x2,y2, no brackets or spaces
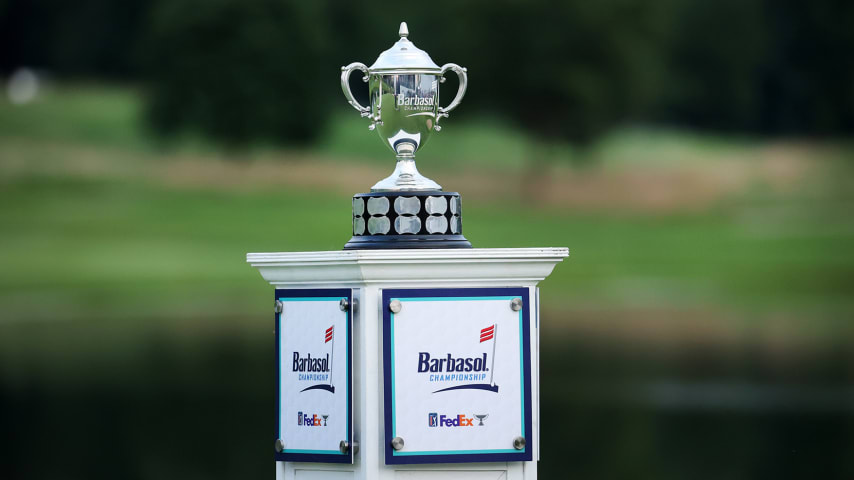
654,0,854,135
0,0,148,78
141,0,333,145
327,0,672,144
655,0,768,131
455,0,673,144
4,0,850,146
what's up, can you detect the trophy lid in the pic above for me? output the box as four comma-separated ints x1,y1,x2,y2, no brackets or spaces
368,22,441,72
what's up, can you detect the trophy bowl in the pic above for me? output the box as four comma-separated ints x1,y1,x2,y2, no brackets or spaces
371,72,438,160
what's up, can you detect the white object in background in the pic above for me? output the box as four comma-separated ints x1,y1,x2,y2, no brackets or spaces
7,68,39,105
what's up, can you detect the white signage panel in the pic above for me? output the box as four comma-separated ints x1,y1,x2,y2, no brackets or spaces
382,288,532,464
276,289,352,463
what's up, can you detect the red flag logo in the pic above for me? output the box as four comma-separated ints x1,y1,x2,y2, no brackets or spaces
480,325,495,343
325,326,334,343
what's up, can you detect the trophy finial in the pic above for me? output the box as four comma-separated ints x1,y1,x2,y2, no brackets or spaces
399,22,409,39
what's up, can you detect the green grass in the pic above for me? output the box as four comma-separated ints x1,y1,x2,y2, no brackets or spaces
1,84,853,338
0,85,545,167
0,84,150,150
1,172,852,331
318,109,543,170
0,175,346,320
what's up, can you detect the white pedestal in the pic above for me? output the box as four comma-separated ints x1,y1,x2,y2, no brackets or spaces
248,248,568,480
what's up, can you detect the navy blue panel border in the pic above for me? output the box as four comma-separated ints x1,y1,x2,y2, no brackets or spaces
275,288,353,464
382,287,533,465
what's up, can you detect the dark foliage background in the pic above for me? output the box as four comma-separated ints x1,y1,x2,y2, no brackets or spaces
2,0,852,144
141,0,333,144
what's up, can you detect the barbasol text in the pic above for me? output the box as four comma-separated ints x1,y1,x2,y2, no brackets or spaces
397,95,434,107
417,352,488,373
293,352,331,382
293,352,330,372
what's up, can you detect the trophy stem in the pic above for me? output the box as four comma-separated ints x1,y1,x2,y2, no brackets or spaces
370,154,442,192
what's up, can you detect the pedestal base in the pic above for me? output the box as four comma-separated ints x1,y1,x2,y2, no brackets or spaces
248,248,569,480
346,191,470,250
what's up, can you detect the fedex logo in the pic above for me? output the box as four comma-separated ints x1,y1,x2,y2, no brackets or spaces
428,414,474,427
297,413,328,427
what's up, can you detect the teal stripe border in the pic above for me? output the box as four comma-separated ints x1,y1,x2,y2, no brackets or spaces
284,449,341,454
281,297,343,302
278,296,349,457
394,448,519,456
394,296,521,302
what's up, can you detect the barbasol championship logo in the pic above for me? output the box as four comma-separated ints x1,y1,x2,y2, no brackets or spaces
417,325,499,393
292,325,336,393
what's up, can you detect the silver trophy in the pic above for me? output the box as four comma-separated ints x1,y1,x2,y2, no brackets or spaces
342,22,471,249
341,22,468,192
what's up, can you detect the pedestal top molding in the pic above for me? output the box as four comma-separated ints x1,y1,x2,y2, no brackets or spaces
247,247,569,287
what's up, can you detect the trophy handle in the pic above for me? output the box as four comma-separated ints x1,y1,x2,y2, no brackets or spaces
437,63,468,119
340,62,371,117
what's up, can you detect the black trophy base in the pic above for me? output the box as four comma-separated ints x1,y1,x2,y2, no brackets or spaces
344,191,472,250
344,234,471,250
